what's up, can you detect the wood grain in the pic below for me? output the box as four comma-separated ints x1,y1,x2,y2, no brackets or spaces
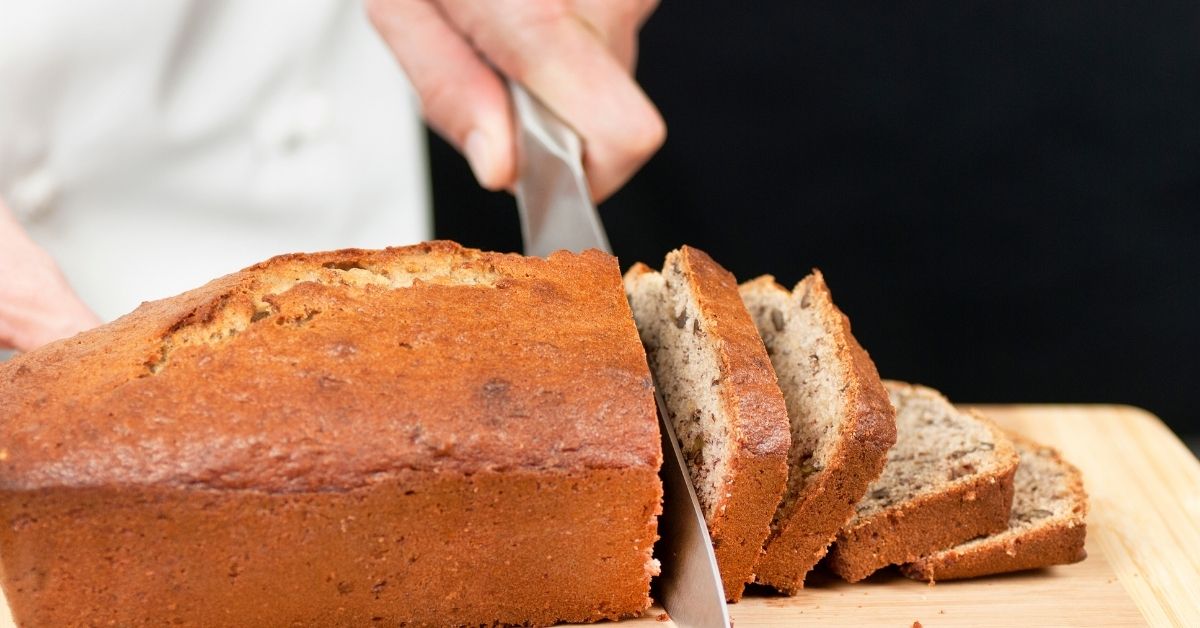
2,405,1197,627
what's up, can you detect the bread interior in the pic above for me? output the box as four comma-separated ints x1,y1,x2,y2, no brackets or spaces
740,277,846,526
1008,442,1077,527
626,259,734,520
853,386,1000,520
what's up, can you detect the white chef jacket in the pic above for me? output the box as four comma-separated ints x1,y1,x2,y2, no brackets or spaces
0,0,431,322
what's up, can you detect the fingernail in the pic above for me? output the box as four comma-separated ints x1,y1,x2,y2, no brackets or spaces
464,130,493,189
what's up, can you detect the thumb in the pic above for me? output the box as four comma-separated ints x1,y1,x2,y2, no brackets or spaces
438,0,665,202
0,198,101,351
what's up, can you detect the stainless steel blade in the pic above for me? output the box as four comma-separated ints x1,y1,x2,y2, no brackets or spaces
651,389,733,628
510,82,730,628
511,83,611,256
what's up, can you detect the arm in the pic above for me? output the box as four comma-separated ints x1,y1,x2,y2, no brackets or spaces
367,0,665,202
0,198,101,351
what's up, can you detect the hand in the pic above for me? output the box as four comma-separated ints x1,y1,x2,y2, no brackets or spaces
368,0,665,202
0,199,101,352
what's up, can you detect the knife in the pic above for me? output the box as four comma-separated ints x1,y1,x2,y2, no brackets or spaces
510,82,731,628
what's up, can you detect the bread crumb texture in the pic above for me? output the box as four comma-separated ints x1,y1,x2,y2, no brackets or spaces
738,271,895,593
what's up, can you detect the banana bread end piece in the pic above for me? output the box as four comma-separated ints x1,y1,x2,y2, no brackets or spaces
827,382,1019,582
902,434,1088,581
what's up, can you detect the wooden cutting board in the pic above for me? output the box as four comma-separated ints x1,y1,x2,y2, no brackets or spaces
2,405,1197,627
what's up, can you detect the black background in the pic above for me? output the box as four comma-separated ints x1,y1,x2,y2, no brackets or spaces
431,3,1199,438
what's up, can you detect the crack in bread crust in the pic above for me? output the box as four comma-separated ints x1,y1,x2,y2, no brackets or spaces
144,248,501,375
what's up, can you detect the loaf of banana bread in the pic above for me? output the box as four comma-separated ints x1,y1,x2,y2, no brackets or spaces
0,241,662,627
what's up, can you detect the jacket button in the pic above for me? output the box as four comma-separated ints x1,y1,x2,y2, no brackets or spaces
8,166,59,223
255,91,330,154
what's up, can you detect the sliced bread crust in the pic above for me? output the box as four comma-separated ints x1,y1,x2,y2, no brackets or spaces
739,271,896,594
827,382,1019,582
902,434,1088,581
624,246,791,602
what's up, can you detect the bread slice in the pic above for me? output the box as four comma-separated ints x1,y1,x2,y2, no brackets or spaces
738,271,896,594
827,381,1019,582
624,246,791,602
902,435,1088,581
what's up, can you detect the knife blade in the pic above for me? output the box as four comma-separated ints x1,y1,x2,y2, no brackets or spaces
510,83,611,258
510,82,731,628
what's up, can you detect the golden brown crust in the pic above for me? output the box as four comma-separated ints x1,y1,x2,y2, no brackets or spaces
901,435,1088,582
746,271,897,594
0,241,662,625
0,468,660,626
900,516,1086,582
708,453,790,601
678,248,791,461
0,241,659,492
827,406,1020,582
624,261,655,279
675,246,791,601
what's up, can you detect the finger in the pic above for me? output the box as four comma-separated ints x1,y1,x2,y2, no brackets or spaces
4,294,101,352
366,0,516,191
0,199,101,351
0,254,100,351
441,0,666,202
0,306,101,350
570,0,659,71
